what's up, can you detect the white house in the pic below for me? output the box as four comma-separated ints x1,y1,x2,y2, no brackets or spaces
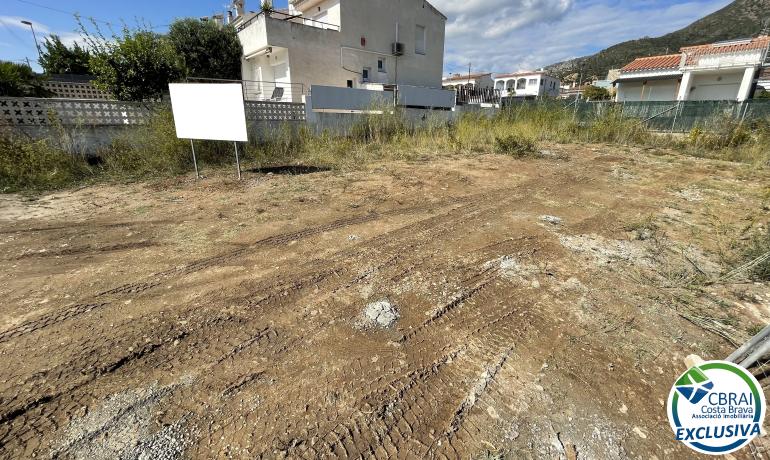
232,0,447,102
493,71,560,98
441,72,494,90
616,35,770,102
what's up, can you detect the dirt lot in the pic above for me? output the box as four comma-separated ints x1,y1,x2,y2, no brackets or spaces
0,144,769,459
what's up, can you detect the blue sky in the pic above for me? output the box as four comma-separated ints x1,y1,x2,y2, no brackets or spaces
2,0,732,75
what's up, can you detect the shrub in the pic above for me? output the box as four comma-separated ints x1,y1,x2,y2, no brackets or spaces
0,131,91,191
86,26,184,101
168,19,243,80
0,61,50,97
495,134,537,157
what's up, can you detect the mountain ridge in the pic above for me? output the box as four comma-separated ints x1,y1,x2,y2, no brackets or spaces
545,0,769,81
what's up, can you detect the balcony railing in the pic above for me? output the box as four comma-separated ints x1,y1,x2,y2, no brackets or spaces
452,87,501,105
236,10,340,33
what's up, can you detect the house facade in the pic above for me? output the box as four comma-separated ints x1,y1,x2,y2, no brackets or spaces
493,71,560,98
616,35,770,102
232,0,447,102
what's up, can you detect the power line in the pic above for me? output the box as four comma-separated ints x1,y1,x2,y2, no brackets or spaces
12,0,170,29
1,20,30,46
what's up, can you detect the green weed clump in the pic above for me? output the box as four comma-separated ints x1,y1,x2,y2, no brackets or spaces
495,134,537,157
682,117,770,166
0,131,92,192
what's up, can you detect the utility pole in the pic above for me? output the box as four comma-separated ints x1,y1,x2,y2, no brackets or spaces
21,20,42,61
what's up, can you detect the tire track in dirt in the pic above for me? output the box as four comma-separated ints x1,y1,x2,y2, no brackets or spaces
0,302,110,344
0,201,445,344
173,191,529,456
6,241,160,261
0,324,188,438
0,188,529,457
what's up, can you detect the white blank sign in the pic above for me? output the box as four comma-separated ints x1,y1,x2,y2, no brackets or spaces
169,83,248,142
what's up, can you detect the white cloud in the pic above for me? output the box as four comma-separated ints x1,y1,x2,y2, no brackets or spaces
0,15,51,34
436,0,732,76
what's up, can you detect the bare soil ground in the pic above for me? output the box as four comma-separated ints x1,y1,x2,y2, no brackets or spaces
0,144,769,459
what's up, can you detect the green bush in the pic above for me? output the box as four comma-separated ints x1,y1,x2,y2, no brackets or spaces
495,134,537,157
0,131,92,191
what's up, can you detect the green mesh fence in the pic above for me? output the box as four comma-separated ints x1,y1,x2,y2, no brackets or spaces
499,98,770,132
574,100,770,132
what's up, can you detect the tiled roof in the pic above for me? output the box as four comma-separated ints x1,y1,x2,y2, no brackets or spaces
681,35,770,56
620,54,682,72
443,72,492,82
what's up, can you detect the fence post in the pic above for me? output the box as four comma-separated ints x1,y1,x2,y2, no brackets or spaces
670,101,680,133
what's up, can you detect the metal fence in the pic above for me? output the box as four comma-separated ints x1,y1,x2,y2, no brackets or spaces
453,87,501,105
503,98,770,132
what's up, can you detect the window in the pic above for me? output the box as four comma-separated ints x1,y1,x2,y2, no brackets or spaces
347,80,353,88
362,67,370,82
540,79,544,86
378,58,386,73
516,78,526,90
415,24,426,55
528,78,537,86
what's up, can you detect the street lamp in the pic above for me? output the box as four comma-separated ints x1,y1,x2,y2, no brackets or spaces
20,20,42,60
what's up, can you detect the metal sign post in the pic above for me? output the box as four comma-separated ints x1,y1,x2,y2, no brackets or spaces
233,141,242,180
190,139,200,179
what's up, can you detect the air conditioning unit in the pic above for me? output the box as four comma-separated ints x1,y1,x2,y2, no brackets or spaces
391,42,405,56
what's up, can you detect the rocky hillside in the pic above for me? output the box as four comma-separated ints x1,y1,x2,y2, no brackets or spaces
546,0,769,81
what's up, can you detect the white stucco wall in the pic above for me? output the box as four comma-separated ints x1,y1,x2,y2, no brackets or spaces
238,0,446,100
339,0,445,88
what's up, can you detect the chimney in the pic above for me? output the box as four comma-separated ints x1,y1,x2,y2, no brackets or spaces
233,0,245,17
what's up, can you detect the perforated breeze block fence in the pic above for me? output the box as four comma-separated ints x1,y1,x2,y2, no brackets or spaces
0,97,306,154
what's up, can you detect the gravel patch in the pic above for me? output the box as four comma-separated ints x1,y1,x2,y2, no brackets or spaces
360,300,399,328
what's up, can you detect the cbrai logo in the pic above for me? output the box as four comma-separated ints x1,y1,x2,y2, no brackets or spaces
667,360,765,455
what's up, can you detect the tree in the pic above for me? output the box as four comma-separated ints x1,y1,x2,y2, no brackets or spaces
39,35,91,75
88,27,184,101
0,61,49,97
168,19,243,80
583,85,611,101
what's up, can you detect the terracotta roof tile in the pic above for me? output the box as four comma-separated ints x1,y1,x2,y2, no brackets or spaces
620,54,682,72
681,35,770,56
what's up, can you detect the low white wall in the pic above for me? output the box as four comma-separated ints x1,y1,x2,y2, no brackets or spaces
309,85,392,111
397,85,455,108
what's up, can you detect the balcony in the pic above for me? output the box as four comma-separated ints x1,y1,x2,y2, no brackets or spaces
236,10,340,59
236,10,339,34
